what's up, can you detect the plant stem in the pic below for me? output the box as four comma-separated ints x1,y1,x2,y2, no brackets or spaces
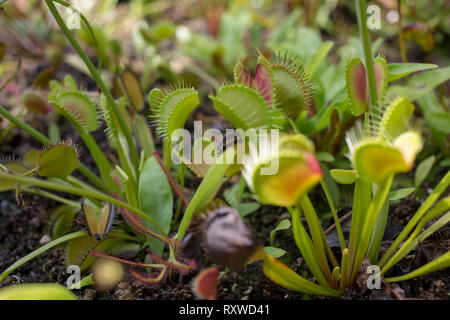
288,206,331,288
320,180,346,251
355,0,378,113
163,139,172,171
367,193,389,263
347,178,371,277
0,171,168,240
154,151,189,207
78,130,119,193
397,0,408,62
44,0,139,169
172,162,185,229
27,187,81,208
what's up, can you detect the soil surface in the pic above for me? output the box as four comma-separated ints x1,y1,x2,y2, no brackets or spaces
0,186,448,300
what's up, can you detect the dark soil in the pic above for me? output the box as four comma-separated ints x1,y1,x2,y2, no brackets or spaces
0,185,448,300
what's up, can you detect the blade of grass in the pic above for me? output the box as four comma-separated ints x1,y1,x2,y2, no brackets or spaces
0,231,87,282
347,179,371,279
262,254,342,297
385,251,450,283
381,211,450,276
351,175,393,283
288,207,330,288
320,180,346,251
339,248,349,290
367,193,389,263
379,171,450,267
298,194,333,284
381,198,450,275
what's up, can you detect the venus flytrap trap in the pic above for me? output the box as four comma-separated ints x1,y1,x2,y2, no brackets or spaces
346,55,388,116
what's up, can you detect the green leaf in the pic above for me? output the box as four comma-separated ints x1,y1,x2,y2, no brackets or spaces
134,115,155,159
262,254,342,297
0,162,28,192
138,156,173,255
70,273,94,290
224,183,260,217
378,96,414,140
51,205,77,240
307,98,347,134
379,172,450,268
177,148,235,240
423,112,450,135
316,152,334,163
289,207,329,287
22,90,51,114
387,63,438,82
210,84,271,130
440,158,450,167
388,66,450,102
264,246,286,258
235,202,260,218
66,236,119,271
38,141,79,179
414,156,435,188
385,251,450,283
0,283,77,300
389,187,415,201
270,219,291,246
330,169,357,184
417,92,450,135
120,69,144,111
305,41,333,78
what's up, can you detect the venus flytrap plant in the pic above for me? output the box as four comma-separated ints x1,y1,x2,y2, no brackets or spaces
0,0,207,288
241,98,449,296
239,1,449,296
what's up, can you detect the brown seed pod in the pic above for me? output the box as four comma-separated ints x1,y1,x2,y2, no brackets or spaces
203,207,260,269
